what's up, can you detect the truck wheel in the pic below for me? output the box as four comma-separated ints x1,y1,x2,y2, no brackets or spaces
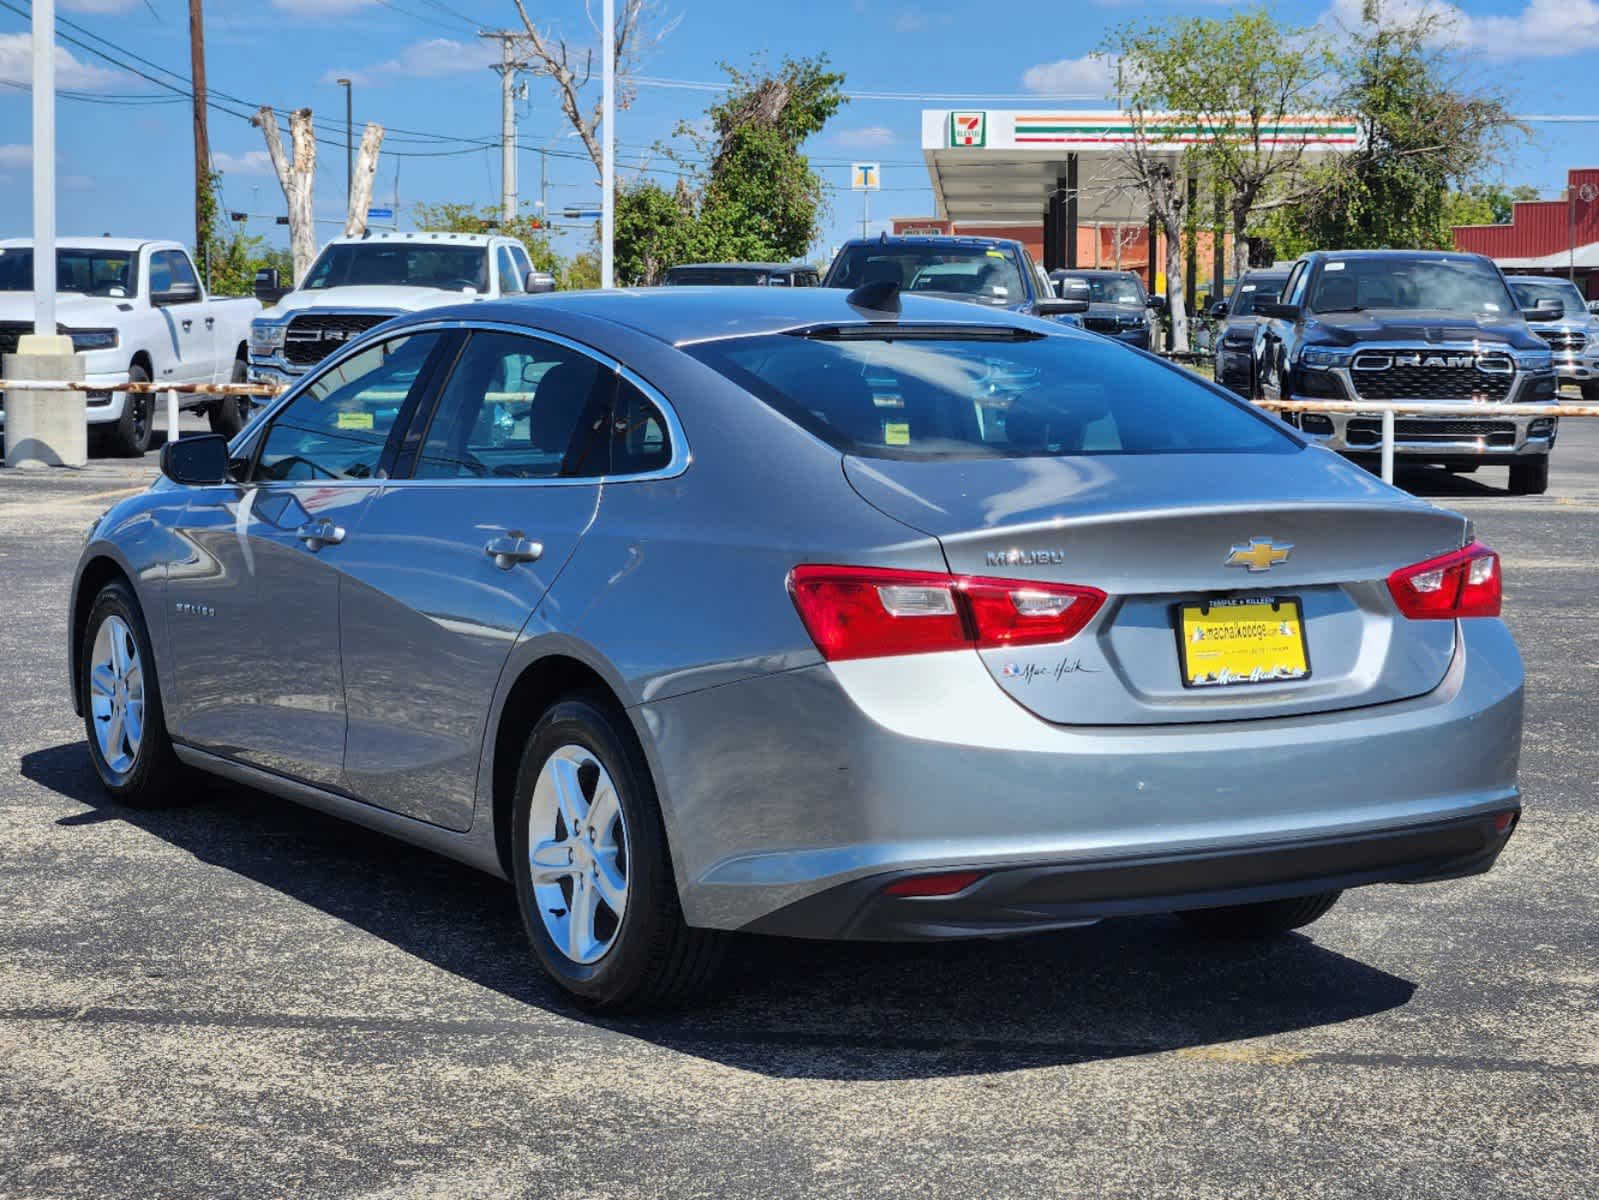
110,364,154,457
1582,382,1599,403
208,357,252,439
511,692,726,1011
1179,890,1342,939
1508,457,1549,496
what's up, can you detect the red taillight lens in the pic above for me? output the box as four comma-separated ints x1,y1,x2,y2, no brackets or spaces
882,870,984,897
1387,541,1501,620
787,565,1106,662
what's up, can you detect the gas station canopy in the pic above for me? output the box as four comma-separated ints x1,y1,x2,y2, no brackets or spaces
920,109,1360,228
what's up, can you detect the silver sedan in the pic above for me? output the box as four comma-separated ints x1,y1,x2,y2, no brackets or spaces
70,286,1524,1009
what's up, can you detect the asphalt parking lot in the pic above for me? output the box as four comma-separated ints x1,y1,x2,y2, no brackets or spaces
1,416,1596,1199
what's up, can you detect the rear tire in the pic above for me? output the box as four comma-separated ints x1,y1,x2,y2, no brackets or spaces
1178,890,1342,939
110,363,154,458
80,580,183,804
511,692,725,1011
208,356,252,438
1507,457,1549,496
1581,381,1599,403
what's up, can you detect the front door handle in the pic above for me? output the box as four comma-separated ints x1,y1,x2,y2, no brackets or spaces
296,519,346,551
485,532,543,569
205,315,215,330
181,318,193,332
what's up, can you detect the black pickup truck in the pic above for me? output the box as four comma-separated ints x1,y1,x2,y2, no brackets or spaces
1246,249,1561,494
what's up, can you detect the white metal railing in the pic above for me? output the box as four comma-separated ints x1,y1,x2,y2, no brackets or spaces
1254,399,1597,484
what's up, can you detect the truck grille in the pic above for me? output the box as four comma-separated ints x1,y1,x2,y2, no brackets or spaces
1349,353,1514,402
1346,418,1517,448
282,313,394,366
1535,329,1587,352
1082,316,1122,334
0,322,29,362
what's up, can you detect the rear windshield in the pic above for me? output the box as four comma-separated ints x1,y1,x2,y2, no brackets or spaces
664,267,771,286
685,330,1299,460
826,246,1025,306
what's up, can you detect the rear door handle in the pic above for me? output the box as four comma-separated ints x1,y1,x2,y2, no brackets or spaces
296,519,345,551
205,316,215,330
485,532,543,569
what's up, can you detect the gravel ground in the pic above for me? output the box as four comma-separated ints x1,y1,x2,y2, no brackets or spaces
1,415,1595,1199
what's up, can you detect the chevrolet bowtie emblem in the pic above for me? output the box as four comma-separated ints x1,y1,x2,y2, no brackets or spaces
1226,538,1293,572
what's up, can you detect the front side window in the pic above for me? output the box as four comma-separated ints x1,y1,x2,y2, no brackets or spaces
686,330,1298,461
414,332,609,479
151,251,199,301
255,332,442,481
498,246,525,294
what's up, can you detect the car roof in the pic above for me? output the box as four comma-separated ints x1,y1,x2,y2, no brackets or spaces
1301,248,1491,265
839,235,1022,251
668,262,810,272
324,231,500,247
1505,274,1578,284
1050,268,1138,277
0,236,153,253
418,286,1078,347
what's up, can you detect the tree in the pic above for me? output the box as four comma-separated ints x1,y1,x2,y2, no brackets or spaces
1444,182,1540,228
198,170,293,296
510,0,675,177
253,107,317,282
1104,9,1330,281
412,201,562,274
1272,0,1518,251
611,55,846,285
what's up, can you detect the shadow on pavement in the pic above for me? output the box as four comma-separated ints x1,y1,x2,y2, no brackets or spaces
24,740,1417,1080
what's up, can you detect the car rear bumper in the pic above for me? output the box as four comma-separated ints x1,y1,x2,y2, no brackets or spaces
747,809,1518,940
641,618,1523,936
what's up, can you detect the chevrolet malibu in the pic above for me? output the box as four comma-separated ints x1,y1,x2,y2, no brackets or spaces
70,286,1524,1010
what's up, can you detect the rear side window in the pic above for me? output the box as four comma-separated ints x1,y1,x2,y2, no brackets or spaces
685,331,1299,460
609,378,672,476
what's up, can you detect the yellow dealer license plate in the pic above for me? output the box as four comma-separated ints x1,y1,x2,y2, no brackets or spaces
1177,597,1311,689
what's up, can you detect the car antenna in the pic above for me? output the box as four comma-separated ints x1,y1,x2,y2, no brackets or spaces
846,279,901,318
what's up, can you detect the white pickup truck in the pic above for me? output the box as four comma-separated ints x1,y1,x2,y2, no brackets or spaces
248,231,552,388
0,237,261,455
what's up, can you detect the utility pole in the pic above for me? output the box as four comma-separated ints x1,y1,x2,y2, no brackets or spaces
337,78,352,207
188,0,210,286
479,31,529,228
601,0,614,288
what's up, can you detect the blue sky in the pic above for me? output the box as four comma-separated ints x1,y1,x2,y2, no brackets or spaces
1,0,1597,265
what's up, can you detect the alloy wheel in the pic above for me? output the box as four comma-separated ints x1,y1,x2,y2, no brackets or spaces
88,615,144,776
528,745,630,965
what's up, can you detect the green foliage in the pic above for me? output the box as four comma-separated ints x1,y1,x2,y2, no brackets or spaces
614,55,846,285
203,172,293,296
412,201,562,274
1444,183,1540,228
562,250,601,291
1271,0,1517,251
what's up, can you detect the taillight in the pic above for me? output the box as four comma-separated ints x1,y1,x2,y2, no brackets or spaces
787,565,1106,662
1386,541,1501,619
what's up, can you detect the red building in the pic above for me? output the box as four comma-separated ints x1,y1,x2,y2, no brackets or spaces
1453,168,1599,297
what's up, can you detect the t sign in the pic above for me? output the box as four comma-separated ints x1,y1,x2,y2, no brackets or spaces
851,162,881,191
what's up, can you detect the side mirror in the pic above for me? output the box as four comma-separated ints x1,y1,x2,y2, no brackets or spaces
1036,297,1089,316
1522,305,1563,323
151,281,199,307
160,433,230,486
1208,301,1229,319
1254,299,1300,320
524,270,556,294
253,267,287,305
1147,294,1167,313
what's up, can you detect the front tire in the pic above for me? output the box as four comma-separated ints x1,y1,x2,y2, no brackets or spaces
1507,457,1549,496
1580,381,1599,403
109,363,154,458
511,693,725,1010
1179,890,1342,939
80,580,182,803
208,356,252,438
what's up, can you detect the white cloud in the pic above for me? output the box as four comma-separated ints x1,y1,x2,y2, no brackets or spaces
0,33,123,90
273,0,381,14
1021,53,1117,97
60,0,143,11
0,144,30,168
891,9,929,32
324,38,500,87
213,149,276,176
835,125,896,148
1324,0,1599,58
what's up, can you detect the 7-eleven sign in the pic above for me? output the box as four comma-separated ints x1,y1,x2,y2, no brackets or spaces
949,111,987,147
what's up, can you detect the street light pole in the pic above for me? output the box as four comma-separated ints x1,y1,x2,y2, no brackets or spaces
32,0,56,339
337,78,352,209
601,0,615,289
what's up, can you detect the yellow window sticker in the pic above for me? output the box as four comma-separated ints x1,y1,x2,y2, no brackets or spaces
337,411,375,431
884,422,911,445
986,250,1006,258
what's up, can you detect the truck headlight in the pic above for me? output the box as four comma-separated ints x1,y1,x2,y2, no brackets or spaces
1301,347,1353,370
1513,349,1554,371
250,321,286,356
65,328,118,351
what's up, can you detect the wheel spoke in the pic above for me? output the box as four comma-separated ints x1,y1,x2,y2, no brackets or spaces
124,662,143,701
568,874,598,960
549,755,590,831
591,848,627,918
587,780,619,842
529,837,576,883
123,701,143,750
104,708,125,760
90,664,118,697
107,627,127,676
